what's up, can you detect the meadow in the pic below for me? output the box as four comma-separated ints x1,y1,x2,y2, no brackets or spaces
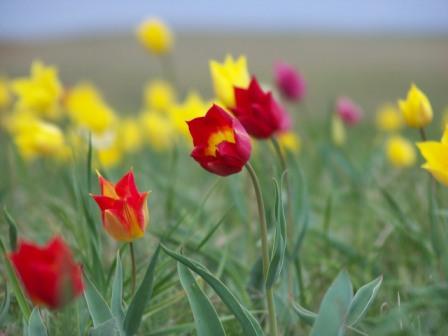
1,22,448,335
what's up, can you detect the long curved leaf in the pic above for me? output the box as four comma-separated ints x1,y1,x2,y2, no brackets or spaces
310,270,353,336
266,178,287,289
83,273,113,327
161,244,263,336
123,245,161,336
0,239,31,320
347,275,383,326
28,308,48,336
178,262,226,336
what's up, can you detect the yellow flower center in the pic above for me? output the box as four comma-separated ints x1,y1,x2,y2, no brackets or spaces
205,128,235,157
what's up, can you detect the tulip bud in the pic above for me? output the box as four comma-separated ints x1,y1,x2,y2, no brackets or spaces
336,96,363,126
187,104,251,176
399,84,433,128
137,18,173,55
9,236,84,310
91,170,149,242
232,77,291,139
386,136,416,168
376,104,403,132
274,61,306,102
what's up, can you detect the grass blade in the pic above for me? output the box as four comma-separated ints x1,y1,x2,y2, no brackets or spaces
123,245,161,336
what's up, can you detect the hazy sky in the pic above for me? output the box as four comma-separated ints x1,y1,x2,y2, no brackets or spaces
1,0,448,40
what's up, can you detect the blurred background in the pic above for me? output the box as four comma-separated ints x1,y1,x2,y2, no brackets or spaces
1,0,447,116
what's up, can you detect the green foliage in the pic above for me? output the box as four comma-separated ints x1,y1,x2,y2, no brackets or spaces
177,262,226,336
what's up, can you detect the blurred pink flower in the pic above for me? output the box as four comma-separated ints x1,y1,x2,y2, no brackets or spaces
336,96,363,126
274,61,306,102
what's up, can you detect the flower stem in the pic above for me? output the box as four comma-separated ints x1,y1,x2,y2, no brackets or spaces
419,127,427,141
129,242,136,296
245,162,278,336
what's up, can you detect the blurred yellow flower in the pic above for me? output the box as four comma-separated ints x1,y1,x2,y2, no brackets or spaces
386,135,416,168
169,92,209,138
210,55,250,108
118,118,143,153
331,114,346,146
137,18,173,55
144,80,176,112
417,126,448,186
11,61,62,119
97,143,123,168
0,78,11,110
141,112,175,151
13,118,68,161
277,131,301,154
398,84,433,128
64,83,116,134
376,104,402,132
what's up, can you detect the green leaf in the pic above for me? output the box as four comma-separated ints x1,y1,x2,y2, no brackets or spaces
123,245,161,336
347,275,383,326
86,132,93,192
161,244,264,336
90,318,122,336
3,207,18,251
83,273,113,327
0,239,31,320
111,252,124,322
177,262,226,336
310,270,353,336
28,308,48,336
0,282,11,325
291,301,317,326
266,177,287,288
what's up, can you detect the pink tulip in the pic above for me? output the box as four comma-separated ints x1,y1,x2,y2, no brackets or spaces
336,96,363,126
274,61,306,102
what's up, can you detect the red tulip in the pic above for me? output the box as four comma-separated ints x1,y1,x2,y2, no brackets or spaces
91,170,149,242
187,104,251,176
336,96,363,126
274,61,306,102
232,77,291,139
9,236,84,310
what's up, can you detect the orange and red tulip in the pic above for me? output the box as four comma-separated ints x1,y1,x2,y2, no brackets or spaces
91,170,149,242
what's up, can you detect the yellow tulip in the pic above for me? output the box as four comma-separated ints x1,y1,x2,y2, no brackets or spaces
169,92,209,138
137,18,173,55
376,104,402,132
210,55,250,108
144,80,176,112
398,84,433,128
417,126,448,186
97,144,123,168
277,131,301,154
386,135,416,168
118,118,143,153
0,78,11,110
64,83,116,134
331,114,346,146
141,112,175,151
13,118,67,161
11,61,62,119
